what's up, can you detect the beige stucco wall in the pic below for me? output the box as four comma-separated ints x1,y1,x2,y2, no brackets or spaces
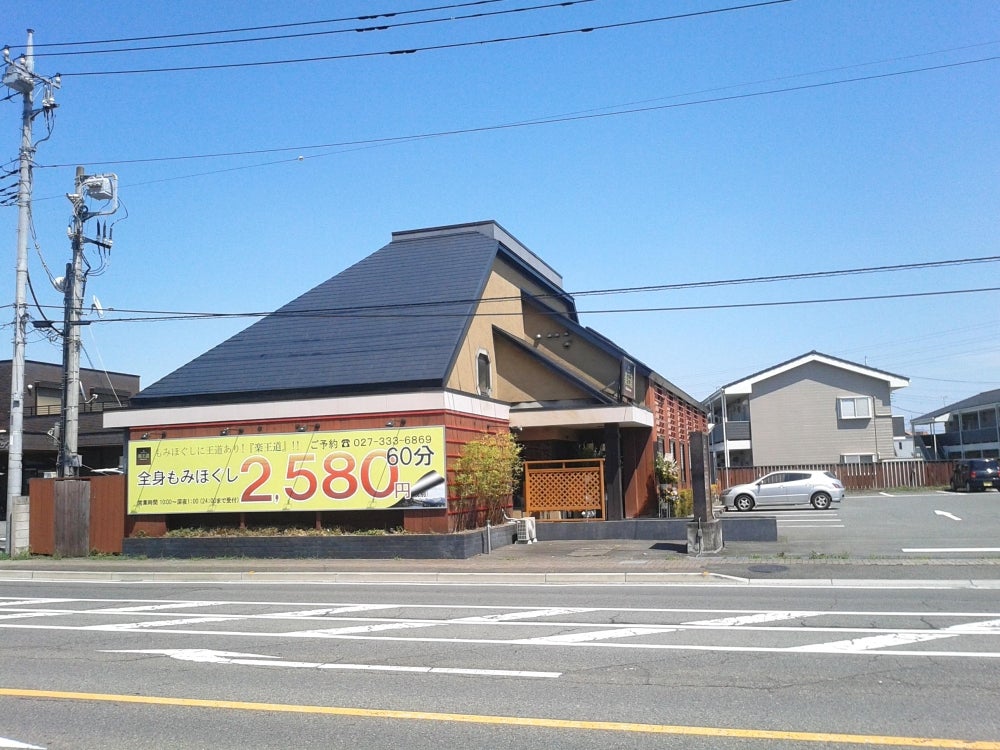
444,260,646,404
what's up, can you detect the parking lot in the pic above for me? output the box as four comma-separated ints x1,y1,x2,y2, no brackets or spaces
728,489,1000,559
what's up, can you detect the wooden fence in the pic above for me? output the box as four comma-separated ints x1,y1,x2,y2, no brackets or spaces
715,460,954,492
524,458,605,519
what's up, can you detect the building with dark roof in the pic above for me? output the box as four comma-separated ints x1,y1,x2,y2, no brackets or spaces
107,221,705,534
0,359,138,504
912,389,1000,460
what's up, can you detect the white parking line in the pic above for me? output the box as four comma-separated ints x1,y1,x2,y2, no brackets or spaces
902,548,1000,553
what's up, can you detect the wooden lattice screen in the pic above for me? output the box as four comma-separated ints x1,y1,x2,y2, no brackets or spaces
523,459,605,520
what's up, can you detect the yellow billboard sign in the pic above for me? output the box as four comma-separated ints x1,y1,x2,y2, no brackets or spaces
127,427,447,515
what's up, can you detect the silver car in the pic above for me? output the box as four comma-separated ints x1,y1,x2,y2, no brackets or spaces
722,470,845,511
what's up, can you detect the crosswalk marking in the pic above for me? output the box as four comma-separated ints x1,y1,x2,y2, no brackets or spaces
518,627,675,644
87,616,247,631
684,611,820,627
452,608,593,623
790,632,959,653
290,622,439,637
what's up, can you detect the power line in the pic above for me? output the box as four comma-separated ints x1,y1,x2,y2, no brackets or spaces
39,53,999,172
56,1,793,77
20,283,1000,326
14,255,996,320
23,0,511,48
29,1,595,59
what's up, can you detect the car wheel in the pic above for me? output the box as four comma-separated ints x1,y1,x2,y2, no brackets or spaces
965,480,973,493
811,492,832,510
734,494,755,512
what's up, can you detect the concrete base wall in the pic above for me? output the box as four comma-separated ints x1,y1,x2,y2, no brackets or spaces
9,496,30,556
124,524,517,560
536,516,776,542
120,516,777,560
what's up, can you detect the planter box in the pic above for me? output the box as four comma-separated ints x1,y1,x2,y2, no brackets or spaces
124,525,516,560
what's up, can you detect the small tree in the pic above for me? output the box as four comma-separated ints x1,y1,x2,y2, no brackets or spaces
453,431,524,526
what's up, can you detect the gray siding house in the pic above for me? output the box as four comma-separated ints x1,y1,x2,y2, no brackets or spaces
704,351,909,467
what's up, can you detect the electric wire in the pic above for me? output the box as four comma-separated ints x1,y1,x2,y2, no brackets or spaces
23,0,512,48
24,285,1000,326
54,1,793,77
37,54,999,174
28,0,597,58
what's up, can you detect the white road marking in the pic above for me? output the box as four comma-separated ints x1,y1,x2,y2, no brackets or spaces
452,607,594,622
289,622,439,637
87,616,247,631
0,611,77,621
790,632,959,653
518,627,675,643
934,510,962,521
105,649,561,679
683,611,820,627
776,524,846,529
5,599,1000,661
902,547,1000,553
0,599,75,607
945,618,1000,633
88,601,227,614
0,738,44,749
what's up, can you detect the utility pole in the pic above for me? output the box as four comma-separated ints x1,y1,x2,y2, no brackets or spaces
58,168,87,477
3,31,59,553
58,167,117,477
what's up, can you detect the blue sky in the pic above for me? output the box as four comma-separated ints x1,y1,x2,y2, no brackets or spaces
3,0,998,426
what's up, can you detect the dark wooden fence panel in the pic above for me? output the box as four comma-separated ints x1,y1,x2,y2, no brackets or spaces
28,479,55,555
89,475,126,554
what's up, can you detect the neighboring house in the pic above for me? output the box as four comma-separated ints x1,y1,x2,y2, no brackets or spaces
0,359,138,499
703,351,909,468
911,389,1000,460
892,415,918,459
106,221,705,533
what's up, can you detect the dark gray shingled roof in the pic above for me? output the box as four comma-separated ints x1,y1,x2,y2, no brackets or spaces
912,388,1000,425
132,229,503,406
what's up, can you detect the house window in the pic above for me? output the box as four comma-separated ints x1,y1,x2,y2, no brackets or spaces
838,397,871,419
476,350,491,397
841,453,875,464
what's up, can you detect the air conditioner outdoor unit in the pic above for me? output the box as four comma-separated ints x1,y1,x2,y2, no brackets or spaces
513,517,536,544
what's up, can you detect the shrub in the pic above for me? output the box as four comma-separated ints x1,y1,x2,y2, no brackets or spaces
453,431,524,526
674,488,694,518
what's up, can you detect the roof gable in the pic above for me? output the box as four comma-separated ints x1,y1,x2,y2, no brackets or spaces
712,350,909,398
134,230,500,405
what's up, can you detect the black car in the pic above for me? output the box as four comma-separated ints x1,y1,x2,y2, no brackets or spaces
949,458,1000,492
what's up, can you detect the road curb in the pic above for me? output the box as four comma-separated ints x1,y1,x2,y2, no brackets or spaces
2,570,999,587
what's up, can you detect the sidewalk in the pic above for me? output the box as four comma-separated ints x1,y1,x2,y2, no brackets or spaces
3,539,999,586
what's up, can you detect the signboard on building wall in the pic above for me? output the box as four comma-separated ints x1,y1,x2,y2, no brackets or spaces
621,358,636,401
127,427,447,515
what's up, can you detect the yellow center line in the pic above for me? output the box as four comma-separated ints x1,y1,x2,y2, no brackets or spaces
1,687,998,748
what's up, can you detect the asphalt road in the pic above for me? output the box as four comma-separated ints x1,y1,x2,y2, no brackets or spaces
1,580,999,749
1,489,999,748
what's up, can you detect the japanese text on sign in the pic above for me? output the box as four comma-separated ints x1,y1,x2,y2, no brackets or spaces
127,427,447,515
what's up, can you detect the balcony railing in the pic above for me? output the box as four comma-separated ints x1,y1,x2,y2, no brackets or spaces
24,400,131,417
710,420,751,444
